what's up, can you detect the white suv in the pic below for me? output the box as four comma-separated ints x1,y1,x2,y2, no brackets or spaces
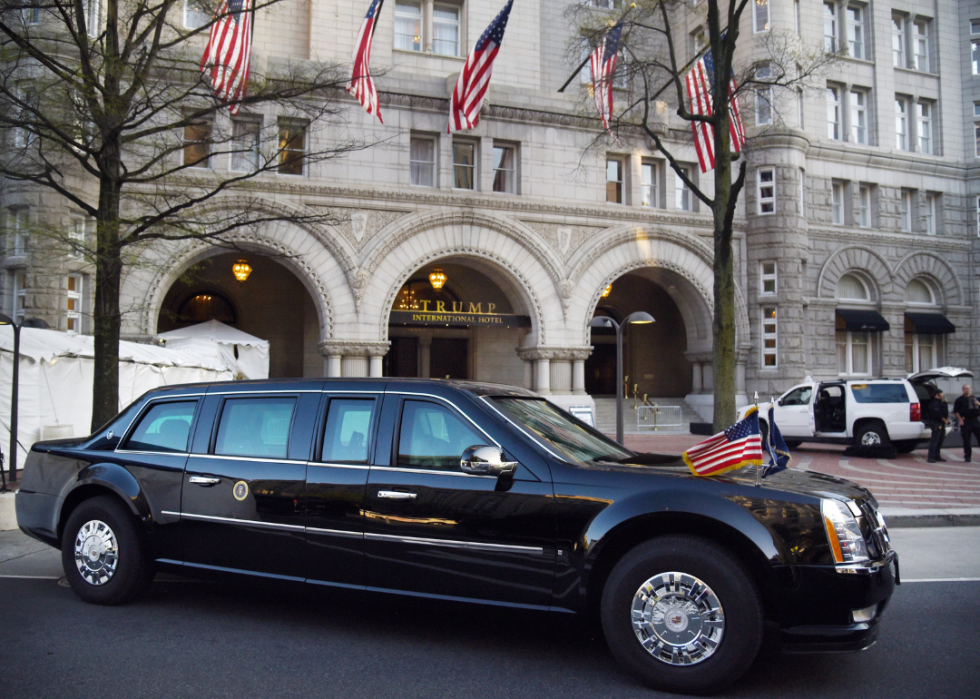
740,369,972,452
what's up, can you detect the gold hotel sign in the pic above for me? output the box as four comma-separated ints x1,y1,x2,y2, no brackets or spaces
390,301,531,329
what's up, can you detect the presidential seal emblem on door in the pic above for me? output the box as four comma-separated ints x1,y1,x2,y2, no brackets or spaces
233,481,249,501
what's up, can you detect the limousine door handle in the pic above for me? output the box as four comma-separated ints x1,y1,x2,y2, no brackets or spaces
377,490,417,500
189,476,221,486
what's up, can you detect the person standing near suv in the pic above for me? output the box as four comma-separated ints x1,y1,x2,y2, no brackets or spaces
926,390,949,463
953,384,980,463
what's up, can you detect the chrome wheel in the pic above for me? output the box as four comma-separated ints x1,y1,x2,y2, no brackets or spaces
73,519,119,586
860,431,883,446
630,571,725,666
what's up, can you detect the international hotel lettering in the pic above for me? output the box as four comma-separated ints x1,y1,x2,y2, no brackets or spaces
389,300,530,329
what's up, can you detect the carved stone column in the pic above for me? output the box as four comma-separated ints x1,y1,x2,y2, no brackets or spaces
419,336,432,379
319,341,390,379
684,352,712,394
517,347,593,396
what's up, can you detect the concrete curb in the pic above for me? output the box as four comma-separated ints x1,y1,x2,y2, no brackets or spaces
0,492,17,532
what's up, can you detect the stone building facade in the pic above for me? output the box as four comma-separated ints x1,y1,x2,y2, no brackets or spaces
2,0,978,422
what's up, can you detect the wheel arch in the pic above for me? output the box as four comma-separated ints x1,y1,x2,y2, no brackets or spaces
57,465,151,543
852,417,889,443
583,509,782,626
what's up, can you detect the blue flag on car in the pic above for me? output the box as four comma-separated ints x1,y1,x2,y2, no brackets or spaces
762,406,791,478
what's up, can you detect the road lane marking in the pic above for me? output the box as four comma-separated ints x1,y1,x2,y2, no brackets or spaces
0,574,61,580
900,577,980,583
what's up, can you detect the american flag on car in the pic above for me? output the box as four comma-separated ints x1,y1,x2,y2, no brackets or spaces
683,407,764,477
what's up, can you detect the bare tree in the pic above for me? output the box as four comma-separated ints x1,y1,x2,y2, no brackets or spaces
573,0,834,429
0,0,372,428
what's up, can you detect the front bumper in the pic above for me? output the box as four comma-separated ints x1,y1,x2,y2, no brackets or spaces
775,553,897,653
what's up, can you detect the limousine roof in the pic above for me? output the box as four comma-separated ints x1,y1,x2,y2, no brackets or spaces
140,377,539,400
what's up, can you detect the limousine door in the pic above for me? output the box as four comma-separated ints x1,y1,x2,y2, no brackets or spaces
363,395,556,608
180,392,314,580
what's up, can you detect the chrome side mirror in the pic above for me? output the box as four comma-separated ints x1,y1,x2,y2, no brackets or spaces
460,445,518,477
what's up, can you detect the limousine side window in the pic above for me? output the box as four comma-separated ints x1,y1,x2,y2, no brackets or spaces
122,400,197,453
321,398,375,463
214,397,297,459
398,399,483,470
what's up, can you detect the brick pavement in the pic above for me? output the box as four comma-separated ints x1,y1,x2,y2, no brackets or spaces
621,433,980,514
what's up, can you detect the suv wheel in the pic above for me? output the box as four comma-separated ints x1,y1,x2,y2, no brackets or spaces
600,535,763,695
61,495,153,605
856,422,889,448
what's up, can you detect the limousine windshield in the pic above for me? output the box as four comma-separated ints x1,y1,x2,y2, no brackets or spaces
490,397,633,463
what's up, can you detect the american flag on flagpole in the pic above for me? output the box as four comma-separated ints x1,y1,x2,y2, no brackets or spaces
589,18,624,136
448,0,514,133
683,407,764,477
200,0,254,115
347,0,385,123
684,44,746,173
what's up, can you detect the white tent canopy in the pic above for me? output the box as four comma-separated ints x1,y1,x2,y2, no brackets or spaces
156,320,269,380
0,327,234,468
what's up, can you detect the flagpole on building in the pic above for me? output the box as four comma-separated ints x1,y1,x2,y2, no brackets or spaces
557,3,638,93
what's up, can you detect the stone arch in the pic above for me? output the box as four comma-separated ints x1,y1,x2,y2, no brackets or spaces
358,214,565,346
565,226,741,353
122,219,355,342
893,251,962,307
816,245,893,300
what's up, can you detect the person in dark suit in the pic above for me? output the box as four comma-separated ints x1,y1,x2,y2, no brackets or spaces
953,384,980,463
926,390,949,463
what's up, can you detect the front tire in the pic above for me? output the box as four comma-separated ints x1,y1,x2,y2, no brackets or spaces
600,535,763,695
61,495,153,605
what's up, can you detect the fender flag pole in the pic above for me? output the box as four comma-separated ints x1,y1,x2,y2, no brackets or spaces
348,0,386,123
201,0,255,115
448,0,515,133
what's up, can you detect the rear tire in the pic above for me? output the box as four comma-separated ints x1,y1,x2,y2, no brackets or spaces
61,495,153,605
855,422,890,448
600,535,763,695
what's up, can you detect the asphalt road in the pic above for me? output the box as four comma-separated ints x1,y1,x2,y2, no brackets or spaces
0,529,977,698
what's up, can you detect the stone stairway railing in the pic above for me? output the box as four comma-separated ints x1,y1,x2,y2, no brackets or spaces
592,397,702,434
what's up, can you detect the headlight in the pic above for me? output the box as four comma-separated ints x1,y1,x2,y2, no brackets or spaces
821,499,869,564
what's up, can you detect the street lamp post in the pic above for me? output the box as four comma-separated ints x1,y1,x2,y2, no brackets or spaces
0,315,50,483
588,311,655,445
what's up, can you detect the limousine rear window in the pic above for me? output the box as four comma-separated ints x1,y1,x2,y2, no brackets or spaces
122,400,197,453
322,398,374,463
491,397,632,464
215,397,297,459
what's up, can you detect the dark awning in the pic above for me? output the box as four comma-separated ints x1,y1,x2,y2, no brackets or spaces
905,312,956,335
836,309,891,332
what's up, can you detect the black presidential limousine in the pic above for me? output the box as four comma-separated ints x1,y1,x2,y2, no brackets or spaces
16,379,897,695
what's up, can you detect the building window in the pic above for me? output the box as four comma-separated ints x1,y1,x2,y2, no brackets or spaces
760,261,777,295
606,158,624,204
410,136,436,187
492,143,515,193
21,1,40,24
67,274,82,333
753,0,769,33
832,181,844,224
892,14,906,67
974,103,980,157
900,189,912,232
977,195,980,237
850,90,867,144
796,88,804,128
846,5,864,60
924,193,938,235
691,27,706,55
674,167,691,211
184,0,209,29
85,0,101,37
824,3,837,52
857,184,871,228
231,119,261,173
277,121,307,176
69,217,86,259
587,0,623,7
13,271,26,323
837,329,870,375
14,87,37,148
758,168,775,214
794,0,801,36
755,64,772,126
799,168,806,215
905,331,935,374
827,86,841,140
912,19,929,72
7,208,30,255
895,98,908,150
394,1,423,52
641,161,659,207
906,278,934,305
916,102,932,154
762,307,777,368
432,4,461,56
183,119,212,168
974,21,980,75
453,140,476,190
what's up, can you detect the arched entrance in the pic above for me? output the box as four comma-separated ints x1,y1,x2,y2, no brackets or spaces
384,258,532,385
586,270,693,397
158,252,322,378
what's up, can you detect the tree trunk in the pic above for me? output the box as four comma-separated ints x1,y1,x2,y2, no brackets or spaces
91,168,122,431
